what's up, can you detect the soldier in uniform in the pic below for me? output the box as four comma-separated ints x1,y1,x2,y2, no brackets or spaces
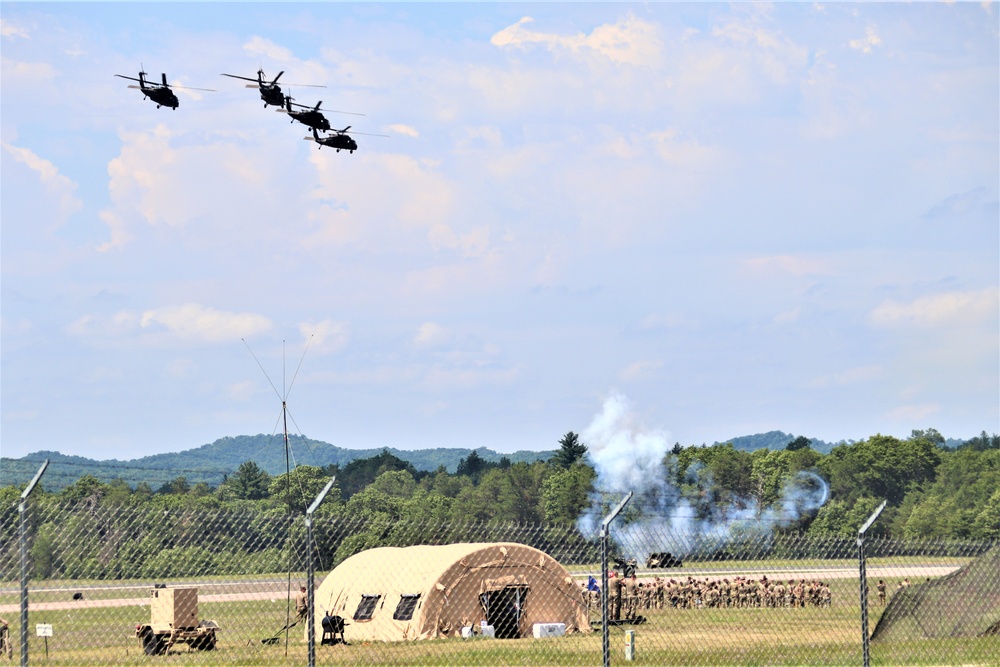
623,574,638,620
295,586,308,623
607,571,622,621
876,580,886,606
773,580,786,608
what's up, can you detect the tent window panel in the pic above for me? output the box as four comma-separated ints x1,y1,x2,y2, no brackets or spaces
393,594,421,621
354,594,381,621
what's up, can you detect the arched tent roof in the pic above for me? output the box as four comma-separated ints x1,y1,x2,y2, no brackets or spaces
314,542,590,642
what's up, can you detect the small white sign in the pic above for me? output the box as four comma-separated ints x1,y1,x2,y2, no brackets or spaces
36,624,53,637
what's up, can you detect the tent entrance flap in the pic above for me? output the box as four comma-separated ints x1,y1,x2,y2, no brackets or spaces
479,586,528,639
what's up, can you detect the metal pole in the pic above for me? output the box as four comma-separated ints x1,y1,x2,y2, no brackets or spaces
601,492,633,667
19,460,49,667
857,500,886,667
306,477,336,667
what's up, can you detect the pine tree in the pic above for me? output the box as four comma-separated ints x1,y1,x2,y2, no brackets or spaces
551,431,588,469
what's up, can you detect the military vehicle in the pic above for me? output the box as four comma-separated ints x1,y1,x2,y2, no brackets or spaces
645,552,683,569
135,587,220,655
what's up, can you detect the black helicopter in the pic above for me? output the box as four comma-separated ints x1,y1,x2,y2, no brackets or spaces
115,69,215,109
305,127,357,152
220,69,324,108
304,127,389,153
279,95,364,132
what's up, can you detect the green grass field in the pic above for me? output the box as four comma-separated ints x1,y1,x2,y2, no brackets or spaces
2,563,996,666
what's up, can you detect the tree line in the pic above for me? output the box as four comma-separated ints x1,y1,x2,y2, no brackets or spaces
1,430,996,580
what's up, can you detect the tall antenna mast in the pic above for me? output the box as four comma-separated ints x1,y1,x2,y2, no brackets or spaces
243,335,314,654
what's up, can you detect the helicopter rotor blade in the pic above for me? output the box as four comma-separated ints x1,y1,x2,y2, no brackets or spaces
221,73,260,84
162,73,168,87
271,71,284,86
115,74,143,84
324,109,366,117
171,84,218,92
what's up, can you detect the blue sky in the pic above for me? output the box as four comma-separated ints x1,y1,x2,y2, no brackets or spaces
2,2,997,462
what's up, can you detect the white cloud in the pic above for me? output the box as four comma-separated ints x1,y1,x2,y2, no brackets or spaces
139,304,272,342
99,125,288,251
299,319,349,354
0,57,55,81
849,26,882,55
242,36,327,84
67,311,140,338
2,143,82,221
1,19,29,38
711,10,809,85
870,288,999,328
306,151,464,253
414,322,451,348
491,14,663,67
388,124,419,138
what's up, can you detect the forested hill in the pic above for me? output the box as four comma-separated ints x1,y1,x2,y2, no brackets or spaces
715,431,834,453
0,434,553,491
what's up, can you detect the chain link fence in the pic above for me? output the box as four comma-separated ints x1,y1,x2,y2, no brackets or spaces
1,501,997,665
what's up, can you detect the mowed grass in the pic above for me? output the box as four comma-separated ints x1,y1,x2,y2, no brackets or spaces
2,570,996,665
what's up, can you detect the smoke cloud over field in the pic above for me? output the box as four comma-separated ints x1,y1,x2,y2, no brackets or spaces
576,392,829,561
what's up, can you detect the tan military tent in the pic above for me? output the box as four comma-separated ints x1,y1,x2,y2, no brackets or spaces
314,542,591,642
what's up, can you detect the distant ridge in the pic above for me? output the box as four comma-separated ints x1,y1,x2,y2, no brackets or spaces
713,430,836,454
0,434,553,491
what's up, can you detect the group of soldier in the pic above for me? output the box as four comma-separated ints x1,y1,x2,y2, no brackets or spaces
583,572,834,621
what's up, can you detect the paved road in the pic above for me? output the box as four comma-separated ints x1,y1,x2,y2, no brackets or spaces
0,581,298,614
2,564,961,614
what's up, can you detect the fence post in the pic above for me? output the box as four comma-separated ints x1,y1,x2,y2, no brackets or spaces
305,477,336,667
19,459,49,667
601,492,633,667
857,500,886,667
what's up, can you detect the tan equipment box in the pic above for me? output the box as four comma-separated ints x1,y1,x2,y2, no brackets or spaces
150,587,198,630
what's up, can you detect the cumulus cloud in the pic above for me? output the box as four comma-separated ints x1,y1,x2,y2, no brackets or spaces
1,19,29,38
140,304,272,342
870,288,999,328
242,36,327,83
299,319,349,354
414,322,451,348
99,124,286,251
0,58,56,81
849,26,882,54
2,143,82,221
388,124,419,138
711,9,809,85
491,14,663,67
306,151,466,254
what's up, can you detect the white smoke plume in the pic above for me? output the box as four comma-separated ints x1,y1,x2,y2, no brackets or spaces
576,391,829,562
